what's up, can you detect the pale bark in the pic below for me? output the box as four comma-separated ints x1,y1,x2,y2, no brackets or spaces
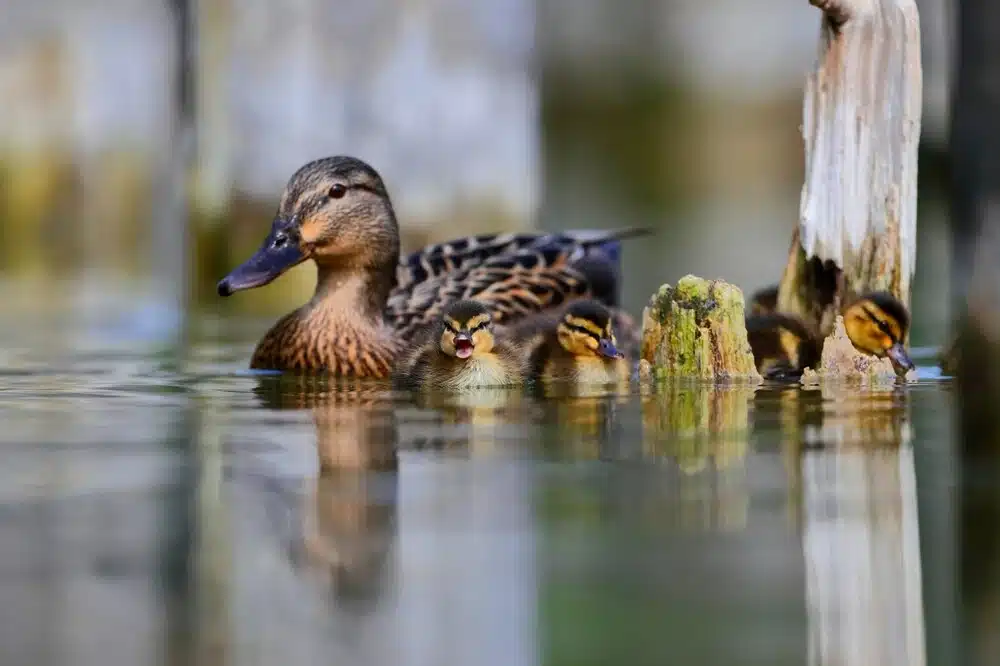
777,0,922,336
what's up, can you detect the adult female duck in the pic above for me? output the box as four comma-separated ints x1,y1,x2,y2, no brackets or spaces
218,156,643,376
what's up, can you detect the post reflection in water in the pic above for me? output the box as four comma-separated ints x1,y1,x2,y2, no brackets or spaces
757,383,926,666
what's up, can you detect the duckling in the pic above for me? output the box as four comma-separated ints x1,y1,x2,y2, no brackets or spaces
748,284,779,317
528,300,629,386
745,287,915,379
745,310,821,380
841,291,915,374
394,300,527,391
216,156,646,375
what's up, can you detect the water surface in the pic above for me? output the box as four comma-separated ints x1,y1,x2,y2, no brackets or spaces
0,304,958,666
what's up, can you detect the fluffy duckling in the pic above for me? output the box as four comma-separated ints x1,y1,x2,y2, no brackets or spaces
745,311,821,380
528,300,629,385
842,291,915,375
748,284,779,317
394,300,527,391
745,288,915,379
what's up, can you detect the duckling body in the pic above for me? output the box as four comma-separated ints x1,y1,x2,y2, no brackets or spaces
395,300,527,391
745,286,915,379
218,156,644,376
528,300,630,386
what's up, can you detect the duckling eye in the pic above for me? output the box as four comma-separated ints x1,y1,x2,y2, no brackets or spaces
328,184,347,199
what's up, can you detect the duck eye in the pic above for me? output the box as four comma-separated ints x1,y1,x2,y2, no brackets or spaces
328,184,347,199
272,233,289,249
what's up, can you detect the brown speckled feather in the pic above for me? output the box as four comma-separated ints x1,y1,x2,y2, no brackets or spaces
251,305,400,378
390,247,593,337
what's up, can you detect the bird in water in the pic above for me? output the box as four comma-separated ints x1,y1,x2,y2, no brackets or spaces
527,299,630,387
746,286,915,379
393,300,527,391
217,156,645,376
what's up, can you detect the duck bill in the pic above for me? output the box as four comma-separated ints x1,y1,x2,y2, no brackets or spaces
886,342,915,376
598,338,623,359
217,223,305,297
454,333,474,359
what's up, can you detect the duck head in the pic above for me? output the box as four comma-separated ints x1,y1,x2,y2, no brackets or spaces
217,156,400,296
438,301,495,360
556,300,623,360
843,291,915,376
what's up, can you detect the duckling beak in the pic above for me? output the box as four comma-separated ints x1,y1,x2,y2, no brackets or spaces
598,338,623,359
217,223,305,296
885,342,915,376
454,333,474,359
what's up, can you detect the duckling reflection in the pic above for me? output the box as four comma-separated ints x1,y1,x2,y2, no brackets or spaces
751,378,912,537
533,393,627,460
405,387,531,456
253,375,398,607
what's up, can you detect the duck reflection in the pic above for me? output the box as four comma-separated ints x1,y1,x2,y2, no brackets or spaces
406,387,531,455
252,375,398,608
531,382,631,460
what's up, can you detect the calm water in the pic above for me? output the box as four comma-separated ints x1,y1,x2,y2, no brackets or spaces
0,301,968,666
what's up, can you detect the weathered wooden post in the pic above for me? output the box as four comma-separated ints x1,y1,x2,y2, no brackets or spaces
787,3,927,666
775,0,922,353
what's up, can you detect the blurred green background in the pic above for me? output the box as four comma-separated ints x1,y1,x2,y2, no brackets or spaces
0,0,954,344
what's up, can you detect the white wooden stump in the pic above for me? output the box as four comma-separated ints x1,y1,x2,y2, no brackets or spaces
777,0,922,332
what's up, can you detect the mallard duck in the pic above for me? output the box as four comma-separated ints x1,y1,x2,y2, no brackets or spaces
217,156,644,376
745,287,915,378
528,299,630,386
394,300,527,390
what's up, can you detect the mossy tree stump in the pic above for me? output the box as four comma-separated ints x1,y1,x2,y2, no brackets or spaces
640,275,760,381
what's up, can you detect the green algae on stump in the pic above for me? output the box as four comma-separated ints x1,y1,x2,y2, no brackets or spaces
640,276,761,381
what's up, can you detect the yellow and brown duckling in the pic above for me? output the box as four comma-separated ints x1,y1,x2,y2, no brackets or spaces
217,156,644,376
394,300,527,391
841,291,915,373
528,300,629,385
745,287,916,379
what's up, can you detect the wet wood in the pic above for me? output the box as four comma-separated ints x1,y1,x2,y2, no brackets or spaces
776,0,922,342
